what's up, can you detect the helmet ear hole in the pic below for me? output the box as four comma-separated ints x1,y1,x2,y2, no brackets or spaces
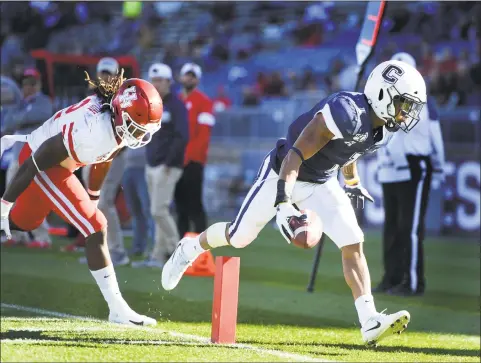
378,89,384,101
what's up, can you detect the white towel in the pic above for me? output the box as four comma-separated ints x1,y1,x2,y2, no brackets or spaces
1,135,28,158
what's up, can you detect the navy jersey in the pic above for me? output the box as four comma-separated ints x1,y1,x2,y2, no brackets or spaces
271,91,393,183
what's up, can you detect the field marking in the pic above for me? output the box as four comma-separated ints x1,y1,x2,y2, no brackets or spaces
0,325,132,332
1,339,208,346
1,303,333,362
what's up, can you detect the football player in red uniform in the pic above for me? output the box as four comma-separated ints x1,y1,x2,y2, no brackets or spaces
1,71,163,325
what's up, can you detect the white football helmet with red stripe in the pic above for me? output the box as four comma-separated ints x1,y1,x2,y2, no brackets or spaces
110,79,163,149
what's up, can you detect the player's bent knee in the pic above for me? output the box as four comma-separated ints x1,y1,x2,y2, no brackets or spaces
85,229,107,246
229,229,259,249
89,209,108,236
341,242,364,257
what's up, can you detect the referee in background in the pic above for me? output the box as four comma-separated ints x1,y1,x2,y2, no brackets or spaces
374,52,446,296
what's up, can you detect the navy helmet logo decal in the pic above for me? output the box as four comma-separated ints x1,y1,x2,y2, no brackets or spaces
382,65,404,84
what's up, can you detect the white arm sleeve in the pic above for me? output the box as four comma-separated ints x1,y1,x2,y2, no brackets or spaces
315,104,343,140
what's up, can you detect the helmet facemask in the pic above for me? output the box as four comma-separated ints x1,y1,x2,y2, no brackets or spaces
384,85,424,133
115,110,160,149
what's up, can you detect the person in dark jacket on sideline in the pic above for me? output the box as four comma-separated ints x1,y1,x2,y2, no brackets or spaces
132,63,189,268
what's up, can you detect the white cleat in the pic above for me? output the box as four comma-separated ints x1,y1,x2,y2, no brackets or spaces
361,310,410,346
108,301,157,327
161,237,198,291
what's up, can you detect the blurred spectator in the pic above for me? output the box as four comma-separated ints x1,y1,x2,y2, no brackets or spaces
297,67,317,91
264,71,288,97
210,26,230,63
2,68,52,248
130,21,155,62
1,34,25,69
153,1,182,18
175,63,214,237
212,85,232,113
122,146,153,257
230,26,258,61
210,2,235,24
6,58,28,86
419,42,435,77
242,86,260,107
255,72,268,96
0,76,22,197
438,48,457,74
293,21,323,48
262,16,283,49
325,58,346,93
304,2,333,26
134,63,188,268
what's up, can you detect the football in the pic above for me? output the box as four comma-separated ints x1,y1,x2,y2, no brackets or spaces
288,209,323,249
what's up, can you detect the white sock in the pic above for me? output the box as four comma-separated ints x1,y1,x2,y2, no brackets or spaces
182,235,206,260
90,265,123,309
355,294,377,326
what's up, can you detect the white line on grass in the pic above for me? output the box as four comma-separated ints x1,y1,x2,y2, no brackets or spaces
0,325,132,332
1,339,209,346
1,303,332,362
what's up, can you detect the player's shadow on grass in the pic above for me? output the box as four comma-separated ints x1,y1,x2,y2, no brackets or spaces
249,340,480,358
0,330,102,349
0,330,238,350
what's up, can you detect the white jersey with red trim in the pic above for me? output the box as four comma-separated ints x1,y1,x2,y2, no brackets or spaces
27,95,121,170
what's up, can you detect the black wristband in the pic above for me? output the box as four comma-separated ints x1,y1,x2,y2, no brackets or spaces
274,179,290,207
88,193,100,201
290,147,305,162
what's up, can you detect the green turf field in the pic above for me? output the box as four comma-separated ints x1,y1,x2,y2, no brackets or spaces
1,227,479,362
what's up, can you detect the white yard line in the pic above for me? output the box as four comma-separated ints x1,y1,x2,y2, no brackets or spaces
1,303,332,362
1,338,207,346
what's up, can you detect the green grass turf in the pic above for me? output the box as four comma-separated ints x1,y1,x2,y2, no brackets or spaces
1,227,479,362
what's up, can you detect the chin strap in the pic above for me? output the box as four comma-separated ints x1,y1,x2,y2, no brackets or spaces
385,119,400,132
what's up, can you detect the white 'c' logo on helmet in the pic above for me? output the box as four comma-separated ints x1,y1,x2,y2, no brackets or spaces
119,86,138,108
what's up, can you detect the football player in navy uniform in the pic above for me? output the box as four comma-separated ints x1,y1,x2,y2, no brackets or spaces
162,60,427,346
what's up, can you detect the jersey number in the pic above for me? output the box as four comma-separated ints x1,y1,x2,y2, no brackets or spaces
53,98,92,120
343,152,363,167
329,152,363,174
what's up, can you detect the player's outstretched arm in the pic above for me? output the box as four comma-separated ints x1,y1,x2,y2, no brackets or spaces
276,112,334,204
2,133,69,203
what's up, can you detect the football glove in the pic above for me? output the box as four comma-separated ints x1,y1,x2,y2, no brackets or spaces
344,183,374,209
275,202,303,244
1,199,13,240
